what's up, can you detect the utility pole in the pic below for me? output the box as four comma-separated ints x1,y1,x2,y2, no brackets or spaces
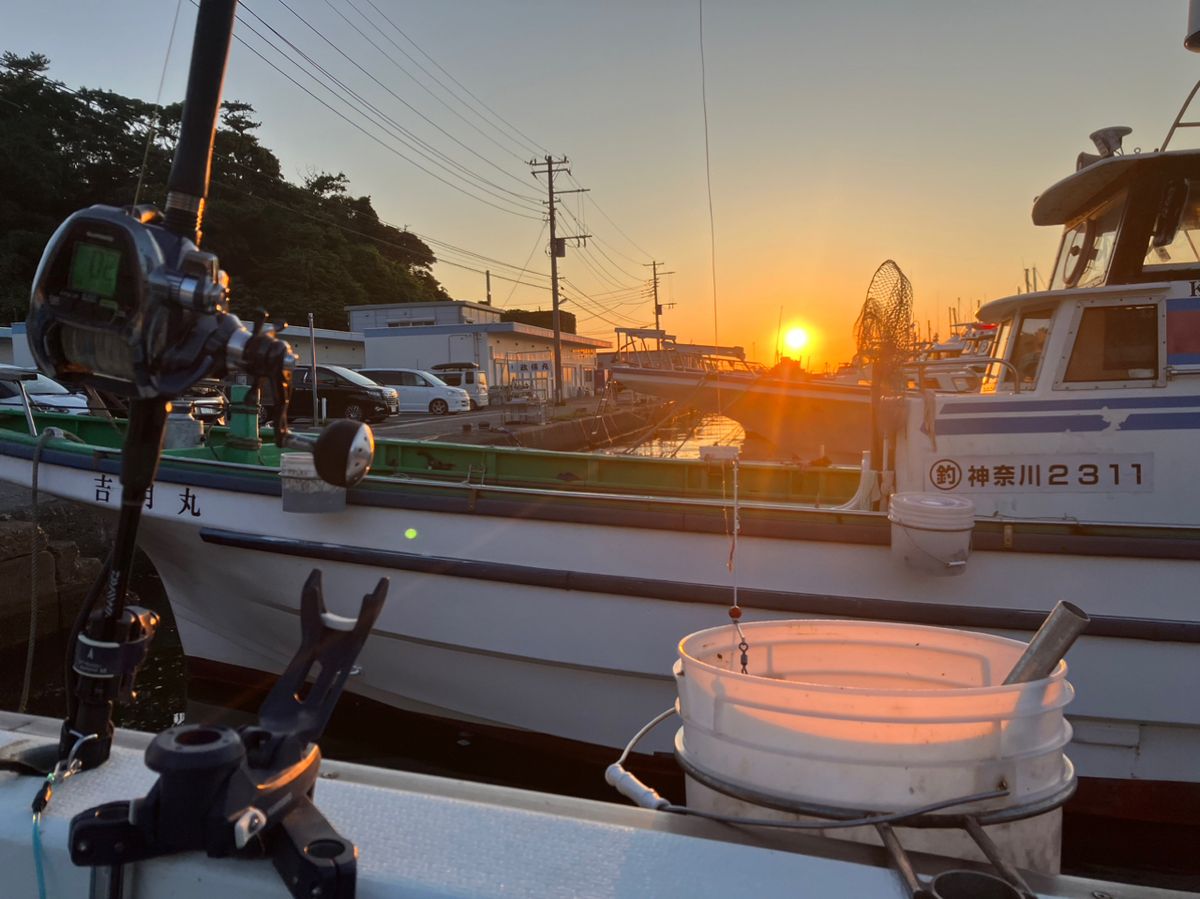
530,155,589,404
485,269,492,305
644,260,675,348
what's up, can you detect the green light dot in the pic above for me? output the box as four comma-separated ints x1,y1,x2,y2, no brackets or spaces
404,528,418,540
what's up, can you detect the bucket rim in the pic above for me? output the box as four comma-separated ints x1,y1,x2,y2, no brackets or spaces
677,618,1067,698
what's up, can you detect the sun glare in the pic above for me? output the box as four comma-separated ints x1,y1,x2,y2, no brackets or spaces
784,327,809,353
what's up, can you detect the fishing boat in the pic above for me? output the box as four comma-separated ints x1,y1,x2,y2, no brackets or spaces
910,320,1000,392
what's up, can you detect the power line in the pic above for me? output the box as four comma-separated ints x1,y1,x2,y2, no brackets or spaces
332,0,540,166
357,0,548,158
567,171,655,260
268,0,540,198
500,223,549,307
229,17,543,219
561,278,651,328
558,205,644,284
236,3,543,215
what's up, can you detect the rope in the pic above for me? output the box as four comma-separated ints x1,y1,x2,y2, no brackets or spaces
19,430,56,713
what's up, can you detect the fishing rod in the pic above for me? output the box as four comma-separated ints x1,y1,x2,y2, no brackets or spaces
22,2,383,896
28,0,372,773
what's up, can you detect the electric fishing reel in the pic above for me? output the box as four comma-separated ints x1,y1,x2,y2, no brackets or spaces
28,202,373,487
29,203,263,398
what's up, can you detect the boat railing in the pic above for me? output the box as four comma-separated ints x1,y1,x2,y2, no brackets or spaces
906,357,1022,393
1161,78,1200,151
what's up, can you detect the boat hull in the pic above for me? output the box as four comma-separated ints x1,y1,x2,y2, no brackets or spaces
2,449,1197,792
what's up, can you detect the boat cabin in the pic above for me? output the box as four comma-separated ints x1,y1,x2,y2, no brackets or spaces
972,124,1200,396
895,125,1200,524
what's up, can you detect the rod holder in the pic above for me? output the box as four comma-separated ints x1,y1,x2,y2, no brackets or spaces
1002,601,1090,685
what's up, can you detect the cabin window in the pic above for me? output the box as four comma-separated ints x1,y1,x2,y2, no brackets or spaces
980,319,1012,393
1064,304,1159,382
1052,196,1123,289
1143,179,1200,271
1000,310,1054,389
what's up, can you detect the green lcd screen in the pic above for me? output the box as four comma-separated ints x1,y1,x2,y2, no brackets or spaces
68,242,122,298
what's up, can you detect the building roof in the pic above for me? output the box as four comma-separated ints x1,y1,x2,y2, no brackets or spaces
278,325,364,343
362,320,610,348
345,299,496,314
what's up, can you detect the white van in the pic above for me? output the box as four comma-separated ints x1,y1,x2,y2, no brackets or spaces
429,363,489,409
357,368,471,415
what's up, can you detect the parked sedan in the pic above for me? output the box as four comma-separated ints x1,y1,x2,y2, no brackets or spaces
0,364,90,415
356,368,471,415
290,365,398,422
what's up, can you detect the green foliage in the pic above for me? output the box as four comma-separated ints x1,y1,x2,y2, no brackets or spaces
0,52,448,329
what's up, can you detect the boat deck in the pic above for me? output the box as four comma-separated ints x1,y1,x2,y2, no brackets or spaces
0,713,1183,898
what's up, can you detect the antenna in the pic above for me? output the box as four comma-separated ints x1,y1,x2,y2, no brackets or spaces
1089,126,1132,158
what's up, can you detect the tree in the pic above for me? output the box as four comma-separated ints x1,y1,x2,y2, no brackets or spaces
0,52,450,331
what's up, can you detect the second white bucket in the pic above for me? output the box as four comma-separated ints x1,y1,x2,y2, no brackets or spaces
889,492,975,576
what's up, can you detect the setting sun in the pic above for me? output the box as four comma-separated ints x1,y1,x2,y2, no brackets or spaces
784,327,809,353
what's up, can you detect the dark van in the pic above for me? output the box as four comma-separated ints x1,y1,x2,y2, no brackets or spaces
290,365,397,422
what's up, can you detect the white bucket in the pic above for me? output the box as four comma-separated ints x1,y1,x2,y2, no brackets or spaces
280,452,345,513
674,619,1074,872
889,492,975,576
164,410,203,449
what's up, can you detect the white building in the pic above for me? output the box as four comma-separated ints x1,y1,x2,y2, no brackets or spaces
348,301,610,398
277,325,364,367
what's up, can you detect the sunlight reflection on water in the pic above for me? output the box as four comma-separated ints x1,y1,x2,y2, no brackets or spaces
602,413,745,458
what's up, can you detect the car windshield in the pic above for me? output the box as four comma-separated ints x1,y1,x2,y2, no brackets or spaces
421,371,450,387
0,368,72,396
325,366,380,388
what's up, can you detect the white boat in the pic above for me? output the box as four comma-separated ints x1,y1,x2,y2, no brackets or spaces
8,80,1200,828
910,321,1001,392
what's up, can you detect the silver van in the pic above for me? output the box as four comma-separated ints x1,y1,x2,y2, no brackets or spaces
429,363,489,409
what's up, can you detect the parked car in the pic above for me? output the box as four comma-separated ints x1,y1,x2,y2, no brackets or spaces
428,362,489,409
290,365,398,422
0,364,91,415
356,368,471,415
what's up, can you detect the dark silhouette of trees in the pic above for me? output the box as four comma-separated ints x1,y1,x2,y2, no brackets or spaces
0,52,448,330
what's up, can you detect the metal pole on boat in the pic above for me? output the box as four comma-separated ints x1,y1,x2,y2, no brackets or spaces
1002,601,1090,684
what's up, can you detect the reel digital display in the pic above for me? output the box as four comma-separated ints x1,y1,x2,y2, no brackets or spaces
68,241,122,299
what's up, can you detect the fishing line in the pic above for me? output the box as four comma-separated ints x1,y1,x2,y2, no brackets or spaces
133,0,185,206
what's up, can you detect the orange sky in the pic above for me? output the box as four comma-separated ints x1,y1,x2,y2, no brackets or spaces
9,1,1200,368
